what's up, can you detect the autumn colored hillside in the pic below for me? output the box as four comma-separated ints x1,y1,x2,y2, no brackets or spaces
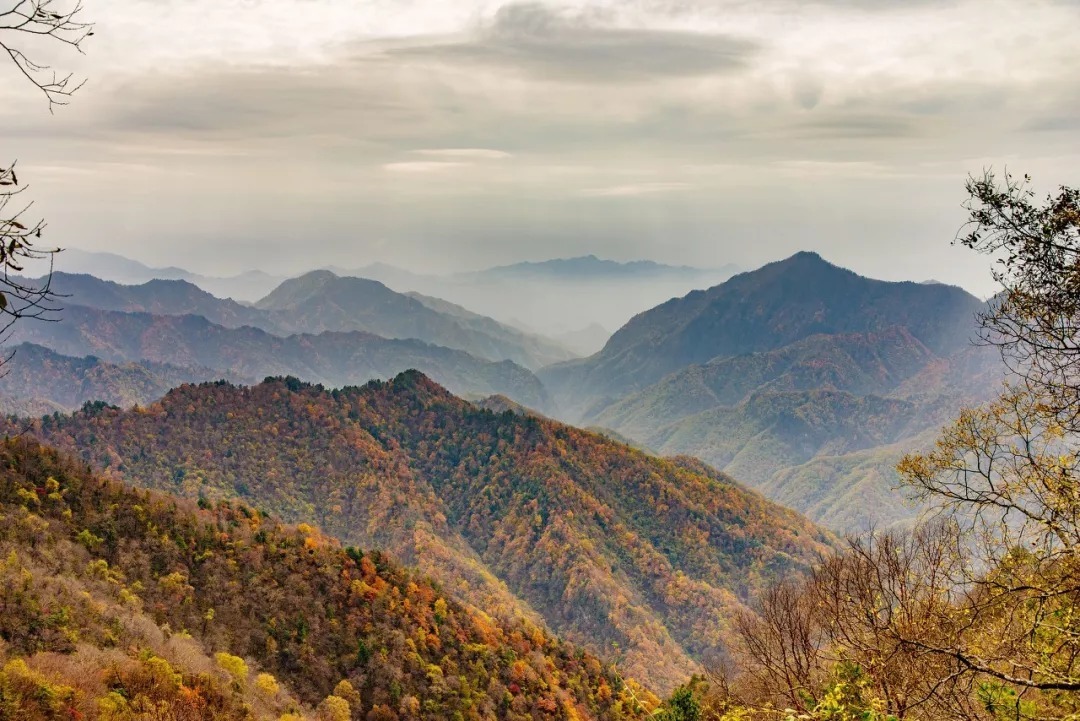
15,372,834,692
0,437,641,720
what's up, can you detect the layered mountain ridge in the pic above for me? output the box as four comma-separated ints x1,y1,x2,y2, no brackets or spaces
540,252,999,531
14,371,835,692
6,305,549,408
29,270,574,371
7,250,1003,535
540,252,986,417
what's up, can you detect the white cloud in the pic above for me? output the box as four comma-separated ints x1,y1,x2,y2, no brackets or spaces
580,182,692,197
383,161,471,173
413,148,513,159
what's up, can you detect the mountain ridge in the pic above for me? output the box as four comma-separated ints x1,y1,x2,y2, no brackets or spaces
540,251,987,419
6,304,550,408
14,371,835,692
53,248,741,336
27,270,575,371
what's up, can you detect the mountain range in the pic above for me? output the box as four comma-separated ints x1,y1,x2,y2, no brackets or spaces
53,248,285,301
0,342,248,416
6,250,1003,535
541,252,985,415
349,255,741,337
15,372,834,692
6,305,549,408
54,249,740,336
540,252,1000,531
27,270,574,371
0,244,1015,718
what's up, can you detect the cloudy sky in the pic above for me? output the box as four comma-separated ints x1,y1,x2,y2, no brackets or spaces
2,0,1078,294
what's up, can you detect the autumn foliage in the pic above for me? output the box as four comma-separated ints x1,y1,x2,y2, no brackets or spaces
9,371,833,692
0,438,644,719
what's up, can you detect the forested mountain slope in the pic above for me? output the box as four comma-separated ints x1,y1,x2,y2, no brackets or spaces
538,253,996,531
7,305,548,407
586,328,938,439
12,372,834,692
540,251,986,419
0,342,248,414
0,438,633,720
588,344,1002,531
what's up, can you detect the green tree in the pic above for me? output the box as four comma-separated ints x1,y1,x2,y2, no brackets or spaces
657,685,701,721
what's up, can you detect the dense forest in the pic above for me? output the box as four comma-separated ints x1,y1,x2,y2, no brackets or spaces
8,372,833,692
0,437,647,720
546,254,1001,532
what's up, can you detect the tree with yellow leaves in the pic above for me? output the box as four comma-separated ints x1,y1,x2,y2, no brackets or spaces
703,174,1080,720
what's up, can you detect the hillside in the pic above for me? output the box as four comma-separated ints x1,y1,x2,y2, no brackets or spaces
541,252,986,419
532,253,998,532
0,438,633,720
256,271,574,369
13,372,834,692
0,342,246,413
6,305,548,408
586,328,939,439
590,344,1003,530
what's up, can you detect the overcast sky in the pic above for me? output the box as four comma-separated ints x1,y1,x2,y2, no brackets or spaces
2,0,1078,294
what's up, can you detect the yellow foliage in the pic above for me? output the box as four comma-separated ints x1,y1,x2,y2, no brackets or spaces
256,672,281,697
141,655,182,692
317,694,351,721
97,690,133,720
0,659,78,718
333,678,361,707
214,651,248,687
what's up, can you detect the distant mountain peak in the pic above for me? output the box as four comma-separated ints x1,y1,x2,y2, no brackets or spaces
541,252,986,419
770,250,838,272
295,269,340,283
